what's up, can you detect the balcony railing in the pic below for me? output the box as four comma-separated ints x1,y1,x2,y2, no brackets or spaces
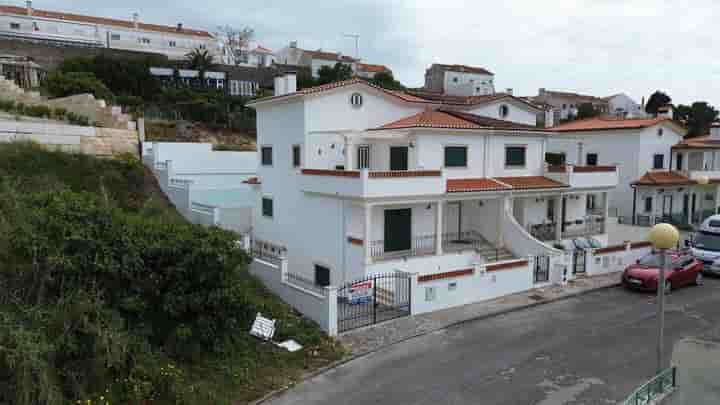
529,216,606,241
545,164,619,188
442,230,486,253
621,367,676,405
369,234,436,260
300,168,445,198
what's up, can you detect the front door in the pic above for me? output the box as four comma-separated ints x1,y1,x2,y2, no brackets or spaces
384,208,412,253
390,146,409,171
683,194,690,223
561,197,567,232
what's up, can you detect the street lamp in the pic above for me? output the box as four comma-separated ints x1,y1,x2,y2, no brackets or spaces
697,175,710,185
648,223,680,373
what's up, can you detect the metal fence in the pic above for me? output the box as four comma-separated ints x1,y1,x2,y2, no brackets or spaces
368,234,436,260
622,367,676,405
284,271,327,296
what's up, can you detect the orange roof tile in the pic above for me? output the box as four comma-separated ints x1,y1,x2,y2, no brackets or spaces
243,177,261,185
551,117,673,132
673,136,720,150
357,63,390,73
494,176,568,190
373,109,545,132
447,178,511,193
631,171,695,186
0,5,213,38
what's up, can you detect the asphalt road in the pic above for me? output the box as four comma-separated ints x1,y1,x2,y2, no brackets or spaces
268,278,720,405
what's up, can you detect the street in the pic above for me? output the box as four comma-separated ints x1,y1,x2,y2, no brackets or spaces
268,278,720,405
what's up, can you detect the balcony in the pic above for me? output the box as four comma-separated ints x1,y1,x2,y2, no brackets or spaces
367,231,514,262
687,170,720,181
300,168,445,198
529,215,606,241
545,164,618,189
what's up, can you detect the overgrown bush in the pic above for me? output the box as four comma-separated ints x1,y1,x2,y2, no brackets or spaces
44,71,114,103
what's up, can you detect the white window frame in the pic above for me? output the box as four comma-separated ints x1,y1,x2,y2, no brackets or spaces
443,144,469,168
261,196,274,219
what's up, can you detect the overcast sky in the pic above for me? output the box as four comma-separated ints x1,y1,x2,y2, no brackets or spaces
34,0,720,105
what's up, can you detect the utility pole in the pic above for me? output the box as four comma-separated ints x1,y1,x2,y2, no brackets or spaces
343,33,360,60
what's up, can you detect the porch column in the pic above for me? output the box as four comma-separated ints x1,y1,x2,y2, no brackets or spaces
555,196,563,241
364,204,372,264
344,136,355,170
435,200,444,255
602,192,609,233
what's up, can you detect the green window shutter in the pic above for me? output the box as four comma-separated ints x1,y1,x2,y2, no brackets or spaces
505,147,526,166
444,146,467,167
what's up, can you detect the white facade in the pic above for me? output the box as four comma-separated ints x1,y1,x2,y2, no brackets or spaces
465,99,539,127
248,79,617,299
547,122,686,221
444,71,495,96
606,94,646,118
0,5,219,61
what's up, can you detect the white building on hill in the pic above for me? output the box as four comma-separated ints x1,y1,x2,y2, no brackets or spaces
246,75,618,305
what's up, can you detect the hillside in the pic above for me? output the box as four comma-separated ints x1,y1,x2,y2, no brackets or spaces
0,142,341,404
146,120,257,151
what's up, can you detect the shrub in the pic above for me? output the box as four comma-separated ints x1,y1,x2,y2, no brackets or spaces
24,104,52,118
52,107,67,120
44,71,114,102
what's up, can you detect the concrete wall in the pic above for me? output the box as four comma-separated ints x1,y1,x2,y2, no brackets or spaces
466,99,538,126
586,243,652,276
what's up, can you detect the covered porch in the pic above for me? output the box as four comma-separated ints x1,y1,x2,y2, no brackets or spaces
516,191,610,242
346,196,515,264
633,184,719,228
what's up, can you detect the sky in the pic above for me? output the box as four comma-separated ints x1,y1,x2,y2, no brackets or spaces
33,0,720,105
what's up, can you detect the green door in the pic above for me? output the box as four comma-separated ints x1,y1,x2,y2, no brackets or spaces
384,208,412,253
390,147,408,171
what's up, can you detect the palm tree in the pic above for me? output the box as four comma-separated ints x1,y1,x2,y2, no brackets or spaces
185,48,215,83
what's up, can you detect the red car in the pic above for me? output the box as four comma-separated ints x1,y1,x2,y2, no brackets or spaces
622,251,704,293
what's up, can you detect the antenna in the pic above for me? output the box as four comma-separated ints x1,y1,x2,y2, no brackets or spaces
343,33,360,60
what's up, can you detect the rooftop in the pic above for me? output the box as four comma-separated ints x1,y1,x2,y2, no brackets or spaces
673,136,720,150
357,63,390,73
430,64,494,76
372,109,543,132
537,89,607,102
304,49,358,63
447,176,567,193
0,5,213,38
551,116,674,132
632,171,698,186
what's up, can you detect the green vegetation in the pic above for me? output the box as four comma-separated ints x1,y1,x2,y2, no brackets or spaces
0,142,342,404
674,102,719,137
645,90,672,116
44,71,114,103
576,102,602,120
368,71,405,91
0,100,91,126
316,62,354,86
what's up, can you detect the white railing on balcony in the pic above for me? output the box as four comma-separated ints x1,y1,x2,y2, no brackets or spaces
300,168,445,198
545,164,619,188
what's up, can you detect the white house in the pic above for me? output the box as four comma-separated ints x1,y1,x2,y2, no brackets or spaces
546,114,712,227
0,2,219,60
424,64,495,96
275,42,357,78
247,75,618,306
604,93,646,118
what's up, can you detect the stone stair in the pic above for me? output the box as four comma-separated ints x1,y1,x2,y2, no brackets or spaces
477,244,516,263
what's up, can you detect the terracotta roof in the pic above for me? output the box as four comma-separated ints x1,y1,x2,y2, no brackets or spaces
357,63,390,73
252,46,274,54
431,64,494,75
243,177,261,185
494,176,568,190
0,5,213,38
406,90,541,111
247,78,430,105
372,109,545,132
673,136,720,150
447,178,511,193
551,117,673,132
538,90,607,102
631,171,696,186
304,50,357,62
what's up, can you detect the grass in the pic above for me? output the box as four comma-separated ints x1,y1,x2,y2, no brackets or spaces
0,142,343,404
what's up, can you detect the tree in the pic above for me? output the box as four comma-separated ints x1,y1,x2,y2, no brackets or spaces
674,102,719,137
576,102,601,120
369,71,404,90
316,62,353,85
185,49,215,81
216,24,254,65
45,71,114,102
645,90,672,116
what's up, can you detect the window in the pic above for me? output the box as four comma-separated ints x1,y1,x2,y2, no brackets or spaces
499,104,509,118
350,92,363,108
169,40,176,47
645,197,653,213
653,154,664,169
562,104,567,109
505,146,526,167
110,34,120,41
292,145,301,168
586,153,598,166
261,146,273,166
262,197,274,218
314,265,330,287
676,153,684,171
547,200,555,222
587,194,596,210
357,145,370,169
658,127,664,137
138,37,151,44
444,146,468,167
9,22,20,29
199,44,207,49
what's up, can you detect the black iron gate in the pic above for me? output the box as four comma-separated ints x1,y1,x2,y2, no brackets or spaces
573,249,586,274
337,273,411,333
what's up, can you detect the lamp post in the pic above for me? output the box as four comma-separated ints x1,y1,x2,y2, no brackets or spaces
648,223,680,373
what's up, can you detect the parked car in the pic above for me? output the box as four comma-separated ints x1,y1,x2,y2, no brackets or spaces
687,215,720,275
622,251,704,293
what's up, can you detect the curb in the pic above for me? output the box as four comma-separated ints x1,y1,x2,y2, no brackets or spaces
251,280,621,404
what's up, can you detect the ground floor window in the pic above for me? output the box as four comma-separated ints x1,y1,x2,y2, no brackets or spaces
262,197,274,218
314,265,330,287
586,153,598,166
644,197,653,213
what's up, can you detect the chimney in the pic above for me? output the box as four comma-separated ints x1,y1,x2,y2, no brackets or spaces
506,88,513,96
177,23,183,32
711,122,720,140
132,12,139,29
26,0,32,16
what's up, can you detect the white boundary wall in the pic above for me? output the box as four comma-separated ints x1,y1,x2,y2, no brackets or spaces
585,242,653,276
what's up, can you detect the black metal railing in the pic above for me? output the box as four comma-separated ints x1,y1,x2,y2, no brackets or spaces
284,271,327,296
442,231,485,252
529,223,556,241
534,255,550,283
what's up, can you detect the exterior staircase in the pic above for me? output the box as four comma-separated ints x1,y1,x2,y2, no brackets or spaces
477,243,516,263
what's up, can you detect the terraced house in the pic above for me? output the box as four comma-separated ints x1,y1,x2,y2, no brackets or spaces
246,75,618,322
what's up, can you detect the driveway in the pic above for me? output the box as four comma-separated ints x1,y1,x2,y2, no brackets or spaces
267,279,720,405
